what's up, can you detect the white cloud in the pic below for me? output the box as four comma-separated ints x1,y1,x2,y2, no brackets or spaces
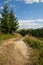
24,0,43,4
19,24,43,29
4,0,12,4
18,19,43,29
0,6,3,9
4,0,43,4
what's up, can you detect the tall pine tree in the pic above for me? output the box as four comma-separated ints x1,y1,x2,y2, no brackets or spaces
9,10,19,33
1,4,9,33
1,4,19,33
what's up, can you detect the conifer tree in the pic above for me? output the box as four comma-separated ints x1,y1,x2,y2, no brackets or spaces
1,4,19,33
1,4,9,33
9,10,19,33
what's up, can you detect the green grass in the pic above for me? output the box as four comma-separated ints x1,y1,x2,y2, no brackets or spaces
0,33,15,44
24,35,43,65
0,33,22,44
0,33,14,40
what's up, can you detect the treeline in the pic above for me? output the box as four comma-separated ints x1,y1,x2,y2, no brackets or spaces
0,4,19,34
18,28,43,38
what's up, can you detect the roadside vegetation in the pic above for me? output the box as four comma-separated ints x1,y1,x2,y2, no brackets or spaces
24,35,43,65
18,28,43,38
0,33,15,43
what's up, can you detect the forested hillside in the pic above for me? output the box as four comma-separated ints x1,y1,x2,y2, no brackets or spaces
18,28,43,38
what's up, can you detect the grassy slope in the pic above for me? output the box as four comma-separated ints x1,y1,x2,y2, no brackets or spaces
0,33,22,44
24,35,43,65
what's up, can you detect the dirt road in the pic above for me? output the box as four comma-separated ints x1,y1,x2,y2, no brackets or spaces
0,38,32,65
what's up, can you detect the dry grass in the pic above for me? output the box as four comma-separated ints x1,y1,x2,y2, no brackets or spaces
0,33,22,45
24,35,43,65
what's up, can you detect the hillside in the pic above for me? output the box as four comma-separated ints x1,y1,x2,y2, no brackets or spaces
24,35,43,65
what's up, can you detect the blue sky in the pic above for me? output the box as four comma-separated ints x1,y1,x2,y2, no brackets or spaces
0,0,43,29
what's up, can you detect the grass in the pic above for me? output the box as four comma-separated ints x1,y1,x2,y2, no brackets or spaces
0,33,13,41
0,33,22,44
24,35,43,65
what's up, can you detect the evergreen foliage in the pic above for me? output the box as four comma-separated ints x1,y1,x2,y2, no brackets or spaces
0,4,19,33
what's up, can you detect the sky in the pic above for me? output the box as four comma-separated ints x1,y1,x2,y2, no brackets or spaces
0,0,43,29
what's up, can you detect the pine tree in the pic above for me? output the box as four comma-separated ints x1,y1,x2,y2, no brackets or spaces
1,4,19,34
1,4,9,33
9,10,19,33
